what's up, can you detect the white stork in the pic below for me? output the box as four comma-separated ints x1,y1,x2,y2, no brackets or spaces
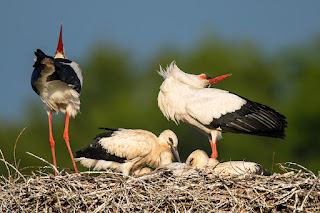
31,24,83,174
186,150,271,176
158,62,287,159
75,128,181,175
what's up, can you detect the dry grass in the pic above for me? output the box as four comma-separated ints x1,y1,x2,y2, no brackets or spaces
0,151,319,213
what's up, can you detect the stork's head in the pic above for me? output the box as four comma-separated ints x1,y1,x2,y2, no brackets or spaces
198,73,232,88
54,24,67,59
159,62,231,88
159,130,181,163
186,149,219,168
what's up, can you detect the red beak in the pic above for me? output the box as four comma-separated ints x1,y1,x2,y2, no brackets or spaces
56,24,64,53
209,74,232,85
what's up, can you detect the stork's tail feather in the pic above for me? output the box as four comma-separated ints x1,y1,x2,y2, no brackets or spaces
33,49,53,69
34,49,47,58
242,100,288,138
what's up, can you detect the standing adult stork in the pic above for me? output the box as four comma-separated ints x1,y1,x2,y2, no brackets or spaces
158,62,287,159
31,24,82,174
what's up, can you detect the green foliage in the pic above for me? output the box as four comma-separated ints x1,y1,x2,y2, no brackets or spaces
1,36,319,175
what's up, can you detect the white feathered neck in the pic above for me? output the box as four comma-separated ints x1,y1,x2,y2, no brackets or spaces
158,62,209,88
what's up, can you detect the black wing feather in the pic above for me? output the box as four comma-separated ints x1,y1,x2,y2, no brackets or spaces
208,99,287,138
75,128,126,163
53,58,82,93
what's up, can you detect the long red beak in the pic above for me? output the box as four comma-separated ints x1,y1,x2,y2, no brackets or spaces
209,74,232,85
56,24,64,53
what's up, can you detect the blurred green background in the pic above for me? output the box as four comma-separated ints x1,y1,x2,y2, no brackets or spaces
1,2,320,176
1,35,320,175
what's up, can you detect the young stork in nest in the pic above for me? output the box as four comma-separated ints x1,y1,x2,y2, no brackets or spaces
75,128,181,175
186,150,270,176
31,24,82,174
158,62,287,159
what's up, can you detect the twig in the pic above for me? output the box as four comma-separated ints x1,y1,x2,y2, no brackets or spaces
279,162,316,179
271,152,275,174
298,182,316,211
223,184,238,204
293,192,299,213
26,151,59,175
0,153,26,182
0,162,318,212
0,149,11,178
14,127,27,169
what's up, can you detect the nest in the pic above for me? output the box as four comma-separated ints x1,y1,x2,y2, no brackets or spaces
1,154,319,213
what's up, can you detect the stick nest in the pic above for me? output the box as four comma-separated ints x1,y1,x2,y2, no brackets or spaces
1,162,319,212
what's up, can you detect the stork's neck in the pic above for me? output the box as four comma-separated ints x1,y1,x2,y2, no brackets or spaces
170,69,208,88
54,52,65,59
144,142,171,168
158,80,191,124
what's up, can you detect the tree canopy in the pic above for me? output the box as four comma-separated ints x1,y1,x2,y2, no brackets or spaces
1,36,319,175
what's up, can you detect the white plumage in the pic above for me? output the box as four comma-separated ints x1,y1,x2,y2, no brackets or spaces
37,76,81,118
158,62,287,159
158,64,243,122
43,60,82,118
75,128,181,175
186,150,270,176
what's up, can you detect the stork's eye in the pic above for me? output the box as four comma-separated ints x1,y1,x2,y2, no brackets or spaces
168,137,173,144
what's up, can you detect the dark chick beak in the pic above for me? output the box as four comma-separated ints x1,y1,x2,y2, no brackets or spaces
209,74,232,85
171,146,181,163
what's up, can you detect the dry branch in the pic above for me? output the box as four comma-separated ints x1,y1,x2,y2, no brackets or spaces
0,160,319,212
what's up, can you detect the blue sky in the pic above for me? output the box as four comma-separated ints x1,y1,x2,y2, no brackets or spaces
1,1,320,122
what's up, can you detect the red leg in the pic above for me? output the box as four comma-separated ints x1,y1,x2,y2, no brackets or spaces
48,112,58,175
209,139,218,159
63,112,79,173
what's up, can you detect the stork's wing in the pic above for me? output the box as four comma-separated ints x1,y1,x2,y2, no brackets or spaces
31,49,54,95
53,58,83,93
186,89,287,138
186,88,246,125
75,139,127,163
98,129,154,160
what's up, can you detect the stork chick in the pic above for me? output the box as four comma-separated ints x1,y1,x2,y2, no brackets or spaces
75,128,181,175
186,150,270,176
